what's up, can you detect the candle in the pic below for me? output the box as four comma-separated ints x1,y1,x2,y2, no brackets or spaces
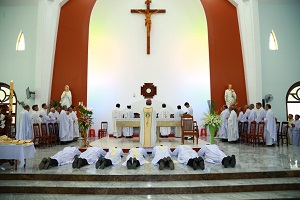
9,80,14,113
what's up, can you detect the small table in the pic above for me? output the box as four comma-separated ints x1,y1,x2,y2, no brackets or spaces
0,143,36,169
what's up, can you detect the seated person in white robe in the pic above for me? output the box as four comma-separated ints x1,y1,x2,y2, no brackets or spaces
172,145,204,170
122,147,147,169
290,114,300,146
151,145,174,170
198,144,236,168
39,147,81,170
72,147,106,169
16,105,33,140
96,147,124,169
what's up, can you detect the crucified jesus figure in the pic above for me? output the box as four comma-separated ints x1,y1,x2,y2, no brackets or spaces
136,9,162,37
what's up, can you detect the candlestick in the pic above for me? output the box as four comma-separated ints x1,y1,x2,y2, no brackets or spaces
9,80,14,113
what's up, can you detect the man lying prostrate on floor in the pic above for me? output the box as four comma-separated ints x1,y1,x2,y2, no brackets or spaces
172,145,205,170
95,147,124,169
72,147,106,169
198,144,236,168
152,145,175,170
39,147,81,170
122,147,147,169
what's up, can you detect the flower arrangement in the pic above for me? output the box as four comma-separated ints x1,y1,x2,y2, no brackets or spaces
201,100,222,144
50,100,61,108
78,102,93,147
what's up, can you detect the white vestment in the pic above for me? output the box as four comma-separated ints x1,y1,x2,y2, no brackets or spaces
158,108,171,136
68,114,74,140
224,89,236,108
218,109,230,139
60,91,72,108
70,111,79,138
122,108,134,137
16,109,33,140
112,108,123,137
174,109,184,137
79,147,106,165
263,109,277,145
172,145,198,165
48,112,57,123
51,147,81,166
248,109,257,133
31,111,41,124
228,110,239,141
198,144,226,164
122,148,147,166
237,111,246,122
140,106,157,147
54,111,60,123
40,109,51,124
290,120,300,146
59,110,71,141
151,145,172,165
244,109,251,120
186,106,193,116
105,147,124,165
255,108,266,123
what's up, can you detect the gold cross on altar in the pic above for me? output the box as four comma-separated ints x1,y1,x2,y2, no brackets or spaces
131,0,166,54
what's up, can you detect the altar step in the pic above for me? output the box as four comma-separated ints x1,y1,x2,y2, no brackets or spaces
1,171,300,195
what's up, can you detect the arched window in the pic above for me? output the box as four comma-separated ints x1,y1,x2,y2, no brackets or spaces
269,29,278,50
16,30,25,51
286,81,300,118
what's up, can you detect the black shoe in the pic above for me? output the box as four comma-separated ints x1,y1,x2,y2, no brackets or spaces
95,157,104,169
166,156,175,170
198,157,205,170
132,158,138,169
192,158,198,170
158,159,165,170
77,158,83,169
223,156,230,168
127,157,133,169
230,155,236,168
39,157,47,170
43,157,51,170
72,157,79,169
100,159,106,169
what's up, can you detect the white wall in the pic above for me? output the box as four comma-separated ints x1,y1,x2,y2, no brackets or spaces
258,0,300,121
0,0,38,114
88,0,210,133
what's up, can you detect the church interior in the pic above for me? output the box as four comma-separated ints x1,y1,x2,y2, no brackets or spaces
0,0,300,199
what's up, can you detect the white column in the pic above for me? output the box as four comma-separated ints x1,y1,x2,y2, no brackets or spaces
35,0,68,106
228,0,262,104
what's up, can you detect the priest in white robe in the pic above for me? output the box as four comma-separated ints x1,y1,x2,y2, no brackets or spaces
228,106,239,142
122,105,134,138
288,114,294,145
255,102,266,123
224,84,237,108
70,106,79,139
218,105,230,139
198,144,236,168
96,147,124,169
54,107,61,123
263,104,277,146
290,114,300,146
59,106,72,142
122,147,147,169
151,145,174,170
39,147,81,170
248,104,257,133
112,103,123,138
184,102,193,116
140,99,157,147
73,147,106,169
237,107,246,123
174,105,185,138
172,145,204,170
31,105,41,124
60,85,72,108
16,105,33,140
158,103,171,137
48,108,57,123
40,103,51,124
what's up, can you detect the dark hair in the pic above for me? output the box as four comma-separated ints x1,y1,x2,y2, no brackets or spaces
256,102,262,107
177,105,181,109
224,105,228,109
71,105,75,109
127,105,131,109
24,105,30,109
266,104,271,109
162,103,166,108
32,105,38,110
42,103,46,108
116,103,120,108
184,102,189,106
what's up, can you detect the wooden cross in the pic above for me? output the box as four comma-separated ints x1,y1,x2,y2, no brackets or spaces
131,0,166,54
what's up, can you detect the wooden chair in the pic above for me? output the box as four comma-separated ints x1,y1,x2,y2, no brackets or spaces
48,123,57,145
41,123,51,147
242,122,249,143
181,114,199,144
278,122,289,146
255,122,265,146
54,122,59,142
32,123,43,148
98,122,108,138
238,122,243,142
247,121,257,145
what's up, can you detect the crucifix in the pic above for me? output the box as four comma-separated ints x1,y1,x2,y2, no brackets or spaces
131,0,166,54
